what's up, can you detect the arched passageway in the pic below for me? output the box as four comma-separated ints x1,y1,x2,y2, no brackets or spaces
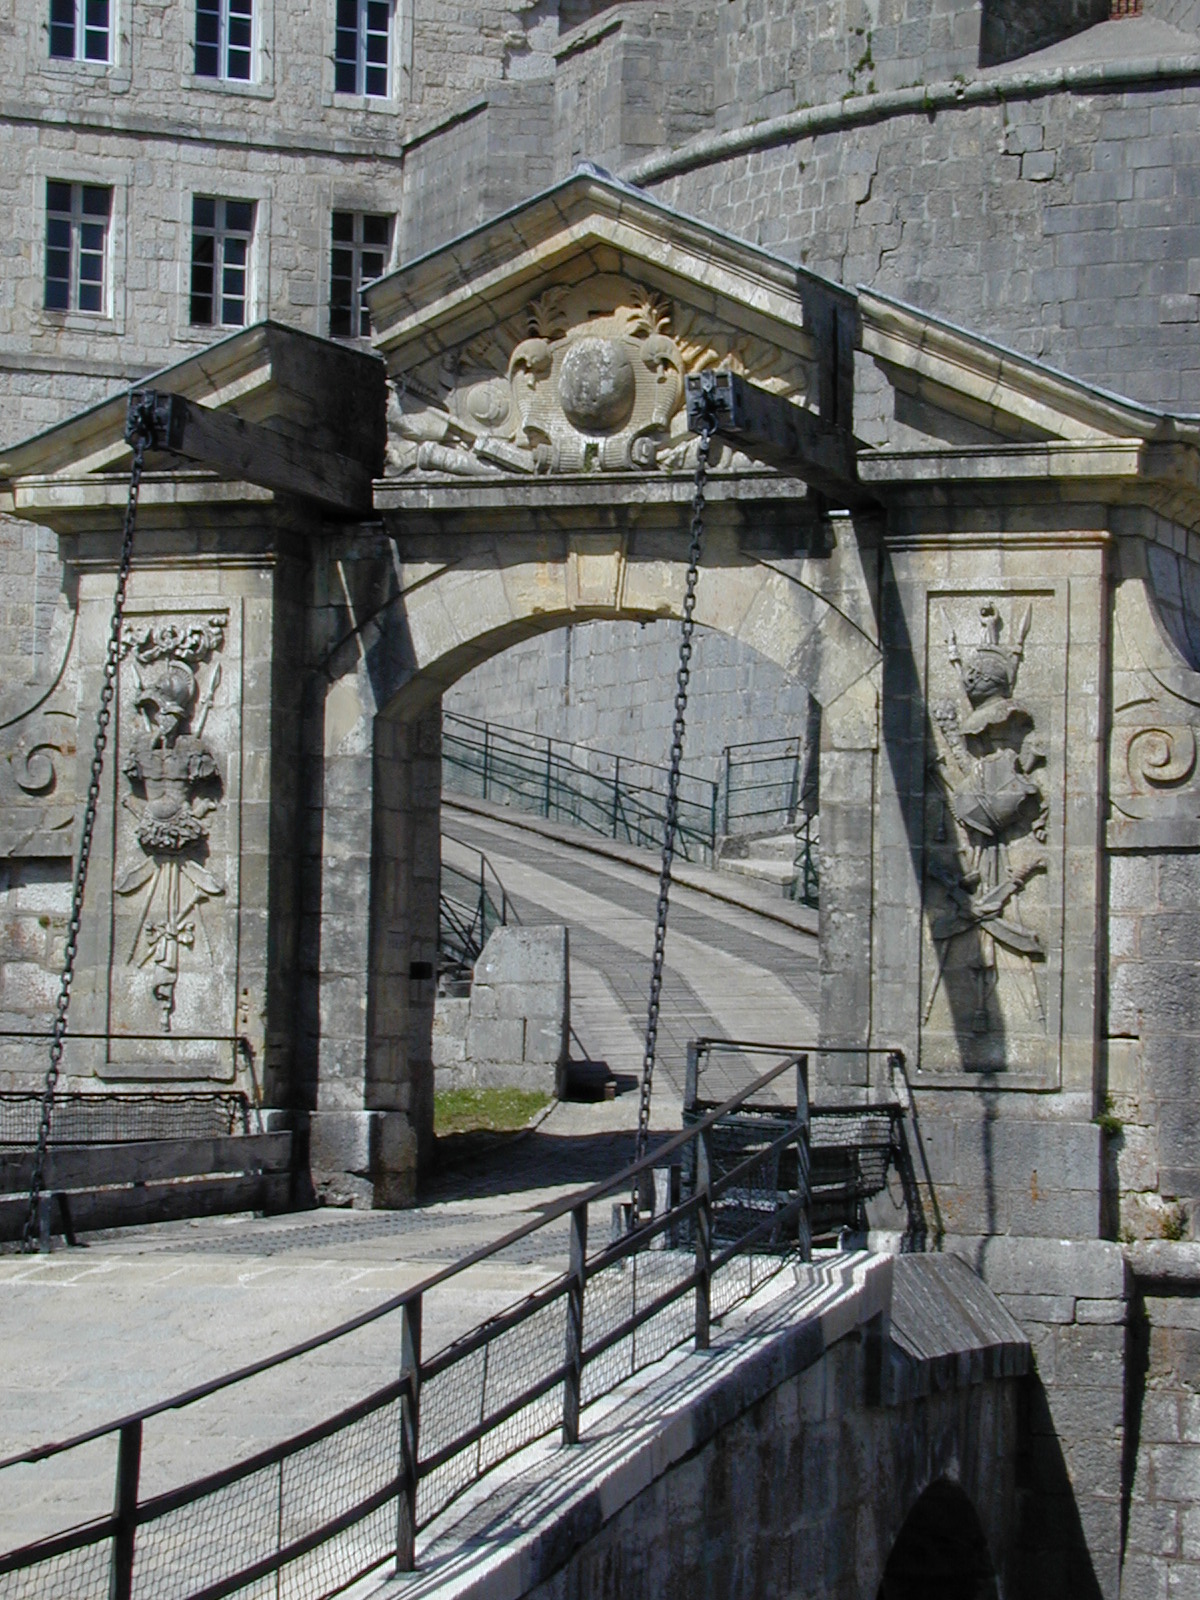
877,1478,999,1600
307,513,882,1202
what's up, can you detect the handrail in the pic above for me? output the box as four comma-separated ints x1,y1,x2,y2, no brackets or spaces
0,1050,814,1599
443,712,820,882
0,1053,799,1472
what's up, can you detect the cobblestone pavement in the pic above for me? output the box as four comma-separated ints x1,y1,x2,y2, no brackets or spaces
0,807,817,1546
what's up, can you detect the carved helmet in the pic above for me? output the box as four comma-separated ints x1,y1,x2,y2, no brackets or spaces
136,660,196,723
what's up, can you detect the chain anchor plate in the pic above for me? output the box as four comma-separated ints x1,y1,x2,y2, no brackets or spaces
633,393,719,1184
21,395,160,1252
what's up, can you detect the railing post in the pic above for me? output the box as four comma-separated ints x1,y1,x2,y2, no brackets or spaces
482,723,490,801
694,1127,712,1351
396,1294,422,1574
544,738,553,818
612,754,620,838
563,1202,587,1444
109,1419,142,1600
723,747,732,836
709,780,718,861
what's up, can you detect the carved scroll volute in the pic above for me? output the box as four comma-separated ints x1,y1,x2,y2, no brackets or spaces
1110,553,1200,841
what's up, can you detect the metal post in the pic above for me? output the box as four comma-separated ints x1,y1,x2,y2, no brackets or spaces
544,738,553,818
723,747,732,836
710,780,718,861
694,1127,712,1351
482,724,490,801
109,1419,142,1600
396,1295,422,1573
612,754,620,839
563,1202,587,1444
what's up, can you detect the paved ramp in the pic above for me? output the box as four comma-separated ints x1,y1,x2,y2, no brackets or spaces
442,799,819,1116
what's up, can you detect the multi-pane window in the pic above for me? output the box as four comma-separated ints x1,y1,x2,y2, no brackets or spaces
330,211,392,338
194,0,252,80
49,0,110,60
190,197,254,327
334,0,390,96
44,181,111,314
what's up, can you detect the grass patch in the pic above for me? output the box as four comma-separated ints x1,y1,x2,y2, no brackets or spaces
434,1087,550,1137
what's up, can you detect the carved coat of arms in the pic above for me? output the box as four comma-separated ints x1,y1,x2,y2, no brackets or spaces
924,601,1049,1040
114,618,226,1031
385,273,810,479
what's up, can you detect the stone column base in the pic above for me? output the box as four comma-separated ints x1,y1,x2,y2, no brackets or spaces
309,1109,420,1209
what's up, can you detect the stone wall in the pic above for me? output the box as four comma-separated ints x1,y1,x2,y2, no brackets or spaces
651,80,1200,425
444,620,816,776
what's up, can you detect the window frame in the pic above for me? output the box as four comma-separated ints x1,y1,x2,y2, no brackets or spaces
194,0,255,83
43,179,112,318
329,209,394,340
48,0,111,62
189,195,257,330
333,0,393,99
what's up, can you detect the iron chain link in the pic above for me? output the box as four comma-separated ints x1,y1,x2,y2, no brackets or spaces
634,424,713,1169
21,399,156,1250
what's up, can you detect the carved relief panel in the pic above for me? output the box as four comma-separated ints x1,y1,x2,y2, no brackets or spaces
919,589,1067,1086
105,603,242,1077
386,272,813,480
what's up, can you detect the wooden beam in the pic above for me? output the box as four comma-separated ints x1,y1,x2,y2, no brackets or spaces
0,1131,292,1193
684,371,873,509
128,390,376,514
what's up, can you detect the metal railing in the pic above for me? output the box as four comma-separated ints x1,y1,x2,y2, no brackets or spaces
684,1040,923,1246
439,833,514,979
0,1054,810,1600
443,715,820,891
443,711,719,862
720,735,806,838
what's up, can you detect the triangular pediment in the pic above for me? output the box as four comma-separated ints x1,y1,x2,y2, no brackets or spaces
0,322,385,523
366,167,856,484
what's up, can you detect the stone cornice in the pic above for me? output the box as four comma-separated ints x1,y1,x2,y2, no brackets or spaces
624,56,1200,188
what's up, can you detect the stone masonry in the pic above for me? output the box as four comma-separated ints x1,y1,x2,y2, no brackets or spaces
6,8,1200,1595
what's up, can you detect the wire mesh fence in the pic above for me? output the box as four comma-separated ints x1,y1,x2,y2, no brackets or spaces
0,1052,822,1600
0,1091,250,1146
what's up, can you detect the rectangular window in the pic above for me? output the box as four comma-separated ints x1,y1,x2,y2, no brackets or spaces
190,196,255,327
49,0,110,61
329,211,392,338
334,0,390,97
44,180,111,314
195,0,252,80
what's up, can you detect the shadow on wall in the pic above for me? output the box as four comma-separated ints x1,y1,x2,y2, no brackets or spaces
979,0,1109,65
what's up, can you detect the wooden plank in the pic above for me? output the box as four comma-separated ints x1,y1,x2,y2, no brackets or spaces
262,324,388,469
0,1172,293,1242
141,391,375,513
0,1133,292,1194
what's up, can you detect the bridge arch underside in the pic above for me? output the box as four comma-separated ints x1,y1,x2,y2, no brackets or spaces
307,503,880,1204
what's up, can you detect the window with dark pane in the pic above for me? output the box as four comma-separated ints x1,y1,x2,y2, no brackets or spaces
333,0,391,96
44,180,110,313
329,210,393,338
195,0,253,79
191,195,254,327
49,0,110,61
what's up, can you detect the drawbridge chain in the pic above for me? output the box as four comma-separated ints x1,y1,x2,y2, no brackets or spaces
21,395,159,1251
634,394,717,1171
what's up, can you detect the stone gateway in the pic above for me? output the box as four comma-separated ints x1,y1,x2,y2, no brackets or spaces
5,159,1200,1595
